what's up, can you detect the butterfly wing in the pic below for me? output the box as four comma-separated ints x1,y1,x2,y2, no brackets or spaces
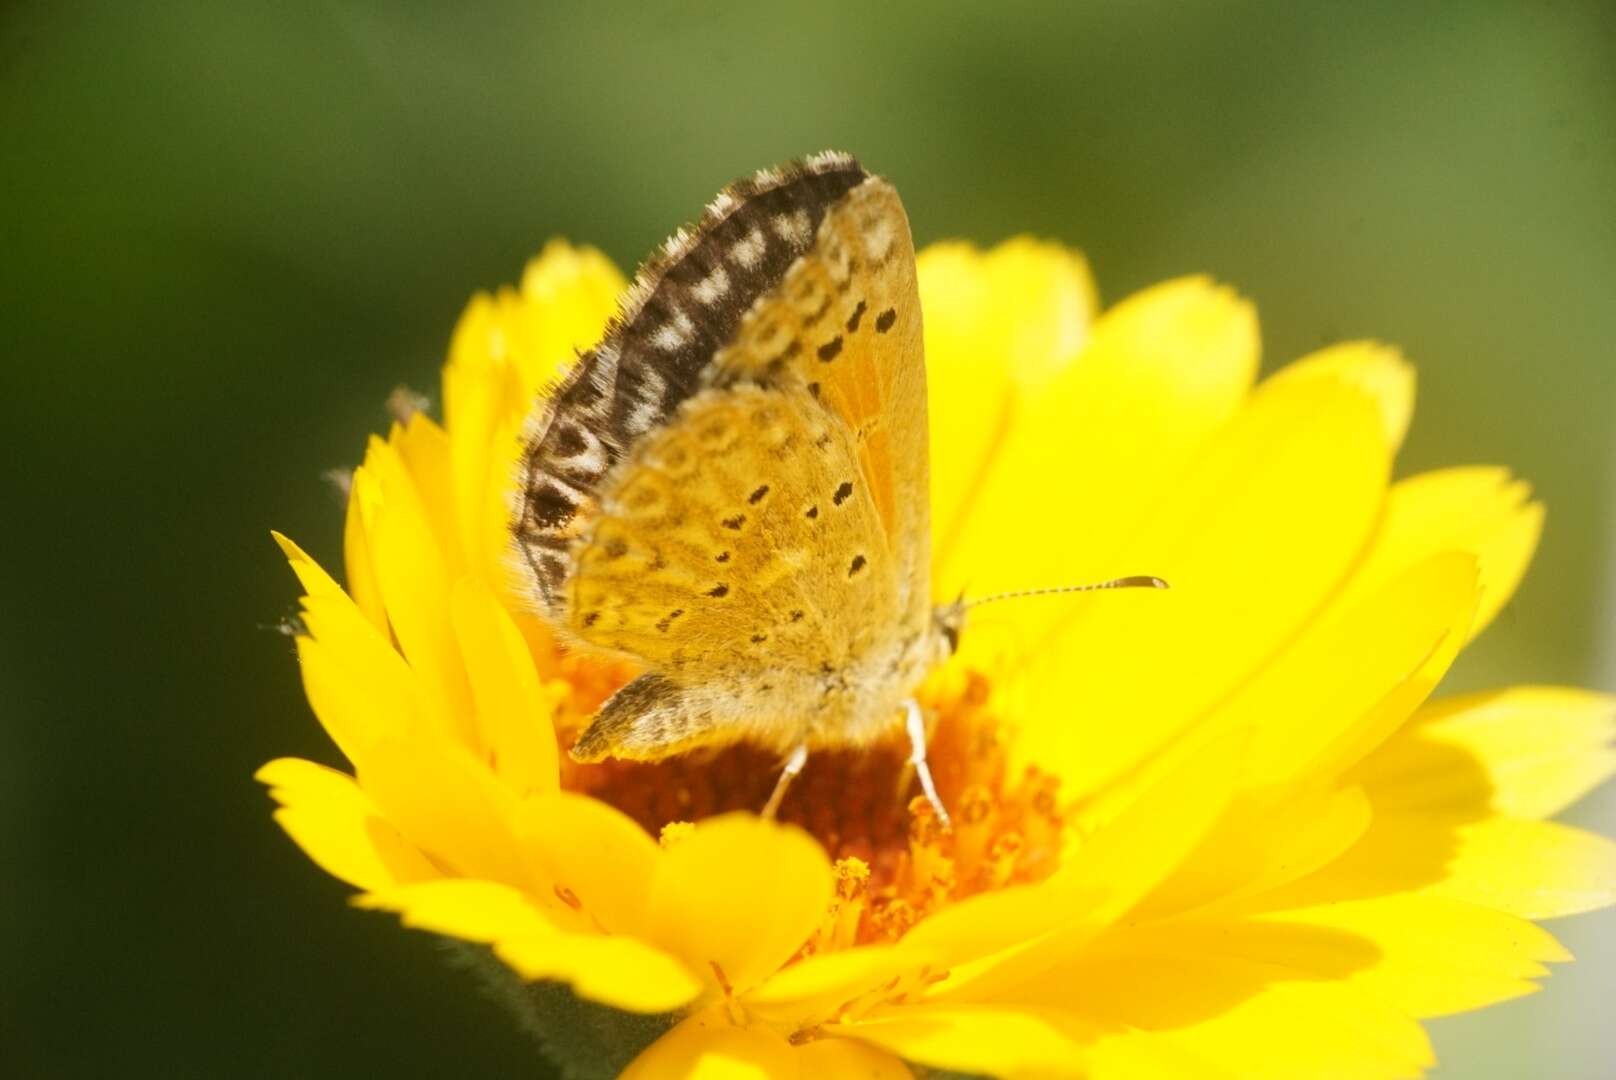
513,155,934,758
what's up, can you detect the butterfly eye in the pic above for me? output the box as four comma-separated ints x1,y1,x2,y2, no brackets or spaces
933,602,964,655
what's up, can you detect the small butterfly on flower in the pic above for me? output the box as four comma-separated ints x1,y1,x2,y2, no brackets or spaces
512,153,1161,820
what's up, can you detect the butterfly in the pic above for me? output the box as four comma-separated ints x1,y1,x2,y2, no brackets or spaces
511,152,1158,822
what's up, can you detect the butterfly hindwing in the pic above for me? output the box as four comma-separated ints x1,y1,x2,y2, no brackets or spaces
570,382,898,668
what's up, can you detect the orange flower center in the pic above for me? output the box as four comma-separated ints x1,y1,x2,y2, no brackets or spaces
556,664,1068,949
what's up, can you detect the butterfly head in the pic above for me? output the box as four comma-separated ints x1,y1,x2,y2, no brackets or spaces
932,595,968,658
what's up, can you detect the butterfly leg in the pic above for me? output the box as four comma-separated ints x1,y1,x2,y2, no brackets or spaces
904,699,952,830
761,743,809,821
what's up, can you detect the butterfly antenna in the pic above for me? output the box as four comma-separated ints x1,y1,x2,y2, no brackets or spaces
963,575,1169,611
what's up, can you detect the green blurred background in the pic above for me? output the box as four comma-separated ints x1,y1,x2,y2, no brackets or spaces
4,1,1613,1075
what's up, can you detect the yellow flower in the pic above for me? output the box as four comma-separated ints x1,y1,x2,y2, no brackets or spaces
260,236,1616,1079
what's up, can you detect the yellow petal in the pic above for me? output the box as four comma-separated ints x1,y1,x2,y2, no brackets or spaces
1008,366,1387,796
792,1036,914,1079
390,412,463,574
274,529,345,600
1234,895,1568,1017
1084,1027,1239,1080
1255,811,1616,921
842,1004,1090,1079
448,577,559,796
1261,341,1414,451
1354,686,1616,819
480,409,534,611
1138,785,1372,919
443,293,527,589
1330,467,1543,643
938,275,1257,614
355,439,476,741
361,879,703,1014
521,789,662,937
929,237,1097,391
440,241,624,601
341,479,389,634
935,733,1246,1002
275,532,433,763
645,813,833,995
1417,817,1616,919
621,1008,799,1080
356,735,528,888
920,239,1098,565
256,757,437,891
357,876,572,937
289,616,395,766
1006,949,1433,1080
1159,979,1434,1080
1049,727,1247,929
513,239,627,393
1212,552,1479,788
1092,556,1473,840
495,931,706,1014
899,881,1072,981
743,945,914,1020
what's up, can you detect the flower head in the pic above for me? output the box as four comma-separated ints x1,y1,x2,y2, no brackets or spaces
261,236,1616,1078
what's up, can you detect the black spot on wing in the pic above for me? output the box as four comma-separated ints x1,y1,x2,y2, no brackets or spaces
554,424,588,456
526,484,578,528
845,299,867,332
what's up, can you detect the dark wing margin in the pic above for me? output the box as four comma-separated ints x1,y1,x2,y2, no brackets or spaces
513,151,869,612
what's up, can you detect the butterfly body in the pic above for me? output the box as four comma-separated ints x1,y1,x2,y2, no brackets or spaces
513,152,958,767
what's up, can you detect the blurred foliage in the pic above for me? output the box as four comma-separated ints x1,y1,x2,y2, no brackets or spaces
2,1,1612,1076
